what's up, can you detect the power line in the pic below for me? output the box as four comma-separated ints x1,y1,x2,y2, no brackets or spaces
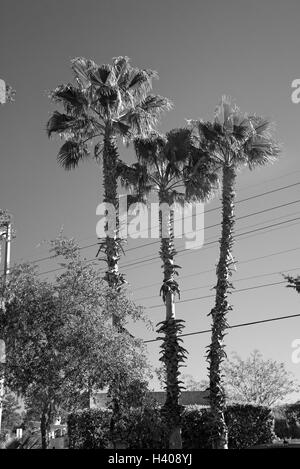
121,215,300,270
146,279,288,310
36,216,300,278
143,313,300,343
122,198,300,254
119,181,300,241
135,266,300,302
14,180,300,267
134,246,300,292
13,169,300,265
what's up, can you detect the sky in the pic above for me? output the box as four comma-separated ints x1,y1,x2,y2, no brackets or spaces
1,0,300,395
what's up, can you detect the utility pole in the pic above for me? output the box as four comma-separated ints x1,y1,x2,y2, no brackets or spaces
0,222,12,434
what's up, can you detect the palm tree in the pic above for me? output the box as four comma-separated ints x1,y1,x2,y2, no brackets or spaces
47,56,171,327
189,96,280,449
119,129,217,448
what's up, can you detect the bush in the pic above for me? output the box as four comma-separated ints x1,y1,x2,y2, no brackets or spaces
274,403,300,439
274,418,291,439
181,406,212,449
68,404,274,449
68,409,111,449
225,405,274,449
117,406,168,449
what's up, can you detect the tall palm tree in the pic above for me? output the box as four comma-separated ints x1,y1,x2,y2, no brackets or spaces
47,56,171,326
119,129,217,448
189,96,280,449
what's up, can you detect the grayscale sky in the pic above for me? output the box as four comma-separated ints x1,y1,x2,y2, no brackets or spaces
1,0,300,394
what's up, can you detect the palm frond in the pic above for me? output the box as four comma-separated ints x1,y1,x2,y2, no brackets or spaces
57,141,89,170
111,120,131,138
165,128,191,163
139,94,172,114
71,57,96,86
284,274,300,294
117,161,152,204
90,64,115,87
50,84,87,111
246,135,280,169
134,133,166,165
47,111,76,137
113,56,131,81
127,69,156,91
120,96,172,137
214,95,239,131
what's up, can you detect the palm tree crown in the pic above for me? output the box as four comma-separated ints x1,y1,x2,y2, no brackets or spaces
47,56,172,170
189,95,280,172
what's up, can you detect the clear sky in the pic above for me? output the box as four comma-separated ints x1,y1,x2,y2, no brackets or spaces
1,0,300,395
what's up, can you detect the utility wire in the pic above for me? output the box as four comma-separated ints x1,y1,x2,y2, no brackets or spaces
134,246,300,292
14,181,300,267
14,168,300,264
143,313,300,343
36,216,300,277
135,266,300,302
146,279,288,310
121,215,300,270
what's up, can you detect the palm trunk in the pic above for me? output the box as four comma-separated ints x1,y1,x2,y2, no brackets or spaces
208,164,236,449
157,203,186,449
102,132,125,327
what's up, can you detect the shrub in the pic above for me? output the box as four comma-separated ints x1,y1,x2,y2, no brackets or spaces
275,403,300,439
274,418,291,439
117,405,168,449
68,409,111,449
68,404,274,449
225,404,274,448
181,406,212,449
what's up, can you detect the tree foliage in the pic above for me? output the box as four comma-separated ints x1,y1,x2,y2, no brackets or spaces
222,350,299,407
1,389,22,433
0,236,150,447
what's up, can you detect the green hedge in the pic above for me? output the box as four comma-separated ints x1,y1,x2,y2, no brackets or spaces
225,405,274,449
68,409,112,449
68,404,274,449
274,404,300,439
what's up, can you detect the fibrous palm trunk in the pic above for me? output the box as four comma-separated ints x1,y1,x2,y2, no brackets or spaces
208,164,236,449
101,132,125,327
158,205,186,449
101,133,127,446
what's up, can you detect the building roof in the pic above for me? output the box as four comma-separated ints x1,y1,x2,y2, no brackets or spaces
90,390,210,409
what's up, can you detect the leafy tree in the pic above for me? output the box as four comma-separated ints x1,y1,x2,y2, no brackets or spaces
0,236,150,448
285,275,300,294
47,57,171,326
189,96,280,448
1,389,22,433
181,374,208,392
119,129,217,448
223,351,299,407
155,367,208,392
